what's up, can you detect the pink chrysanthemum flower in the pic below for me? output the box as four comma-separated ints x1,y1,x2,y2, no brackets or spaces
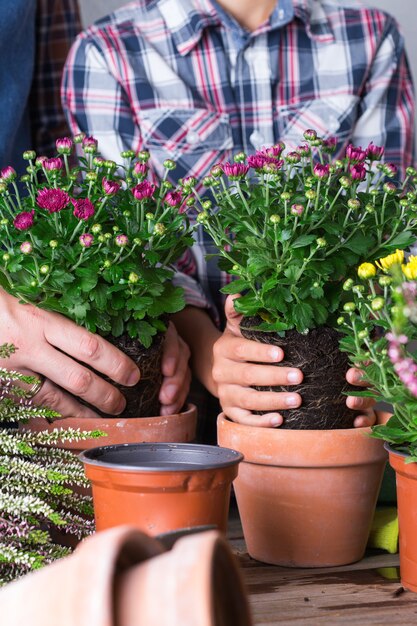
13,211,34,231
221,162,249,178
115,234,129,247
102,178,121,196
346,144,366,162
366,142,384,161
20,241,33,254
164,191,182,207
132,181,155,200
56,137,74,155
291,204,304,216
72,198,95,221
313,163,330,179
82,136,98,153
37,188,70,213
79,233,94,248
350,163,367,181
43,157,64,171
133,162,148,177
1,166,17,182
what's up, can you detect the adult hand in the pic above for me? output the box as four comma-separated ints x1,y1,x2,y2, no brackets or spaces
212,295,303,427
159,321,191,416
213,295,376,428
0,289,140,418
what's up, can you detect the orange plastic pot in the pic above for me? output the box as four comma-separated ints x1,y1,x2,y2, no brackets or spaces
387,445,417,593
218,414,387,567
24,403,197,451
80,443,243,535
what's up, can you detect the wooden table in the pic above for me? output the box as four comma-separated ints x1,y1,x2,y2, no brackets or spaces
227,504,417,625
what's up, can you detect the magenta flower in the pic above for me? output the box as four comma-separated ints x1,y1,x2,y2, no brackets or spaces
222,162,249,178
115,234,129,247
35,156,47,167
133,162,148,177
37,188,70,213
297,143,311,157
350,163,367,181
264,143,285,158
102,178,121,196
82,136,98,153
20,241,33,254
72,198,95,221
286,151,301,164
323,137,337,153
366,142,384,161
132,181,156,200
1,166,17,182
43,157,63,171
165,191,182,207
247,154,268,169
303,129,317,141
313,163,330,179
291,204,304,216
383,162,398,178
79,233,94,248
346,144,366,162
13,211,34,231
56,137,74,155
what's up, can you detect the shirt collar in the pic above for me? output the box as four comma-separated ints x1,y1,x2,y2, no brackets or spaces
154,0,334,56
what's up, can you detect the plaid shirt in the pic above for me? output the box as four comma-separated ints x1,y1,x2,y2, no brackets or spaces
62,0,415,325
31,0,82,155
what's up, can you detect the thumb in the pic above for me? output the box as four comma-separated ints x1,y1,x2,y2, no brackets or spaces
224,294,243,337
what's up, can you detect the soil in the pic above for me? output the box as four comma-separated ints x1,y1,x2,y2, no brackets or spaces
240,318,360,429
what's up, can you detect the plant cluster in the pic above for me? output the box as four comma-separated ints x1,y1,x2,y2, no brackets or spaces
191,130,417,333
0,137,193,347
339,251,417,460
0,343,102,584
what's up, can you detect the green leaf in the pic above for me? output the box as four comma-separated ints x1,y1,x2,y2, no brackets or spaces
292,234,316,248
343,233,374,255
136,321,158,348
147,284,185,317
111,315,124,337
75,267,98,292
292,302,314,332
384,231,415,249
221,278,251,295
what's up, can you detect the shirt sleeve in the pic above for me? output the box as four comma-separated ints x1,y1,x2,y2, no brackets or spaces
31,0,82,155
351,14,415,177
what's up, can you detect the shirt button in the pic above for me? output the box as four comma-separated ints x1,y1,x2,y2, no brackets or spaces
187,130,200,145
278,8,285,20
250,130,264,148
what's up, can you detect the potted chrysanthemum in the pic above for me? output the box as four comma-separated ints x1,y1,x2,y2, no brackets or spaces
0,136,197,443
189,130,417,567
339,252,417,592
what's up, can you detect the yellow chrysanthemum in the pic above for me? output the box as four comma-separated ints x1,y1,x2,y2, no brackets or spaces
357,262,376,280
402,256,417,280
376,249,404,272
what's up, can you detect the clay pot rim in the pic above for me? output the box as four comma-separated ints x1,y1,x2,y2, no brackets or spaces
47,402,197,426
384,442,412,460
80,442,243,473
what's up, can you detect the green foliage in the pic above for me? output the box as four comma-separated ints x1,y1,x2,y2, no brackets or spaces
0,139,194,347
0,346,103,584
338,258,417,459
192,134,417,333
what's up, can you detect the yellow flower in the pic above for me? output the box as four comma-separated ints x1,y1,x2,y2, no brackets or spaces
357,262,376,280
376,249,404,272
402,256,417,280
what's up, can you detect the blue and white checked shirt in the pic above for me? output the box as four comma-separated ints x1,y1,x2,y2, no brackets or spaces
62,0,415,324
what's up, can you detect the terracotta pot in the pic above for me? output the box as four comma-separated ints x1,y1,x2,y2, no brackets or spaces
0,525,252,626
218,414,387,567
23,403,197,451
387,445,417,593
80,443,243,535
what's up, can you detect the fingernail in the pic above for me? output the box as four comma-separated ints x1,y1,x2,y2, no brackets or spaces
163,384,177,402
352,370,363,383
128,368,140,386
163,357,176,377
270,415,282,427
286,394,300,407
287,370,301,384
115,397,126,414
270,347,281,361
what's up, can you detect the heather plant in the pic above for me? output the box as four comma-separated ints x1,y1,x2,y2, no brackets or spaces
0,137,193,347
190,130,417,334
0,343,103,584
339,252,417,460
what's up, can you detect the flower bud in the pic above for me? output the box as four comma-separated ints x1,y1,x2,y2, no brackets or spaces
112,225,120,232
337,316,345,325
146,212,154,220
281,192,291,201
23,150,36,161
339,176,351,189
303,129,317,141
365,203,375,213
1,166,17,182
197,211,209,223
137,151,150,162
305,189,316,200
186,197,195,207
133,238,142,246
316,237,326,248
357,262,376,280
49,240,58,249
291,204,304,216
358,330,368,340
79,233,94,248
85,171,98,182
163,159,176,170
0,218,8,226
2,253,10,262
352,284,365,293
343,302,356,312
56,137,73,155
383,182,396,195
371,297,385,311
234,152,246,163
30,280,37,287
20,241,32,254
128,272,139,283
82,136,98,154
40,264,49,275
74,132,86,144
378,275,392,287
269,214,281,224
406,166,417,177
103,260,111,268
343,278,354,291
154,223,166,235
120,150,136,159
347,199,361,210
115,234,129,247
202,200,212,210
91,223,102,234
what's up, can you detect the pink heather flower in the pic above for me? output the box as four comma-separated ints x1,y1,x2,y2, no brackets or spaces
313,163,330,179
43,157,63,171
102,178,121,196
115,234,129,247
0,166,16,182
37,188,70,213
222,162,249,178
79,233,94,248
165,191,182,207
350,163,367,181
72,198,95,221
346,144,366,162
132,181,156,200
366,142,384,161
133,162,148,177
291,204,304,216
20,241,33,254
56,137,74,155
13,211,34,231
